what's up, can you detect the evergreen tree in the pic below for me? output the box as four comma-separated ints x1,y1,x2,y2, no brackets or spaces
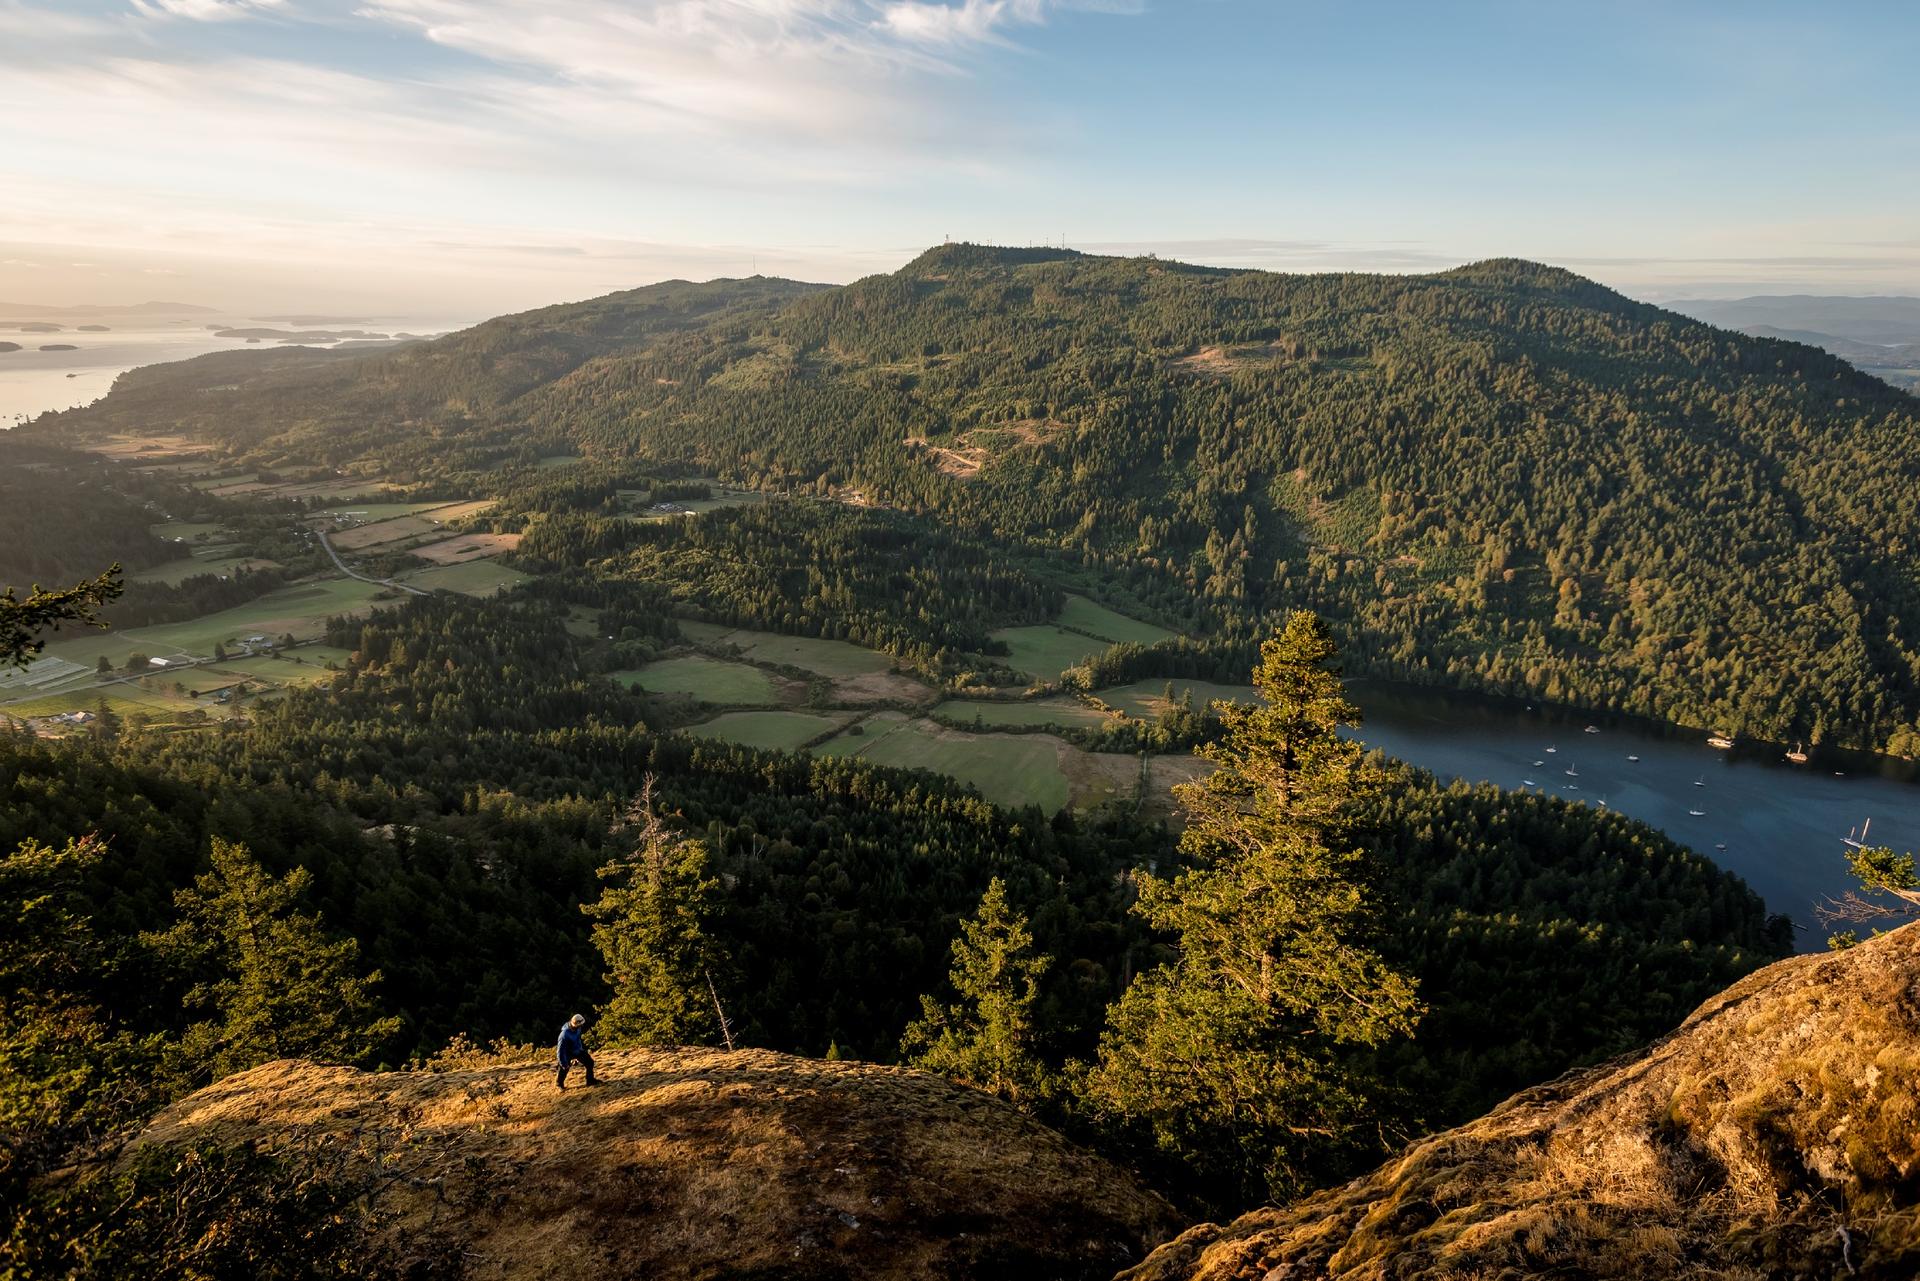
0,568,121,668
0,837,167,1149
1084,610,1422,1202
147,839,399,1080
583,779,723,1046
900,876,1053,1107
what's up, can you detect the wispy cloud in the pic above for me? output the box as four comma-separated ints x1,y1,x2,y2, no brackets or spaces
130,0,284,19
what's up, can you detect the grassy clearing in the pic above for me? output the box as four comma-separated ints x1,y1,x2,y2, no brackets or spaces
818,714,1070,811
991,596,1180,680
199,653,343,685
1099,679,1257,720
402,560,530,597
681,623,892,679
1057,595,1178,646
932,697,1114,731
149,521,231,543
616,657,779,705
411,532,521,564
127,552,281,585
121,578,390,657
311,502,451,523
991,625,1110,682
686,710,849,751
330,515,441,550
562,608,603,639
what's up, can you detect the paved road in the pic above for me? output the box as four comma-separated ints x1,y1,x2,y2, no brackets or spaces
316,528,429,596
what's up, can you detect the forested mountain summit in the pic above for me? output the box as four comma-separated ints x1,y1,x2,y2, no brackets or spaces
36,245,1920,751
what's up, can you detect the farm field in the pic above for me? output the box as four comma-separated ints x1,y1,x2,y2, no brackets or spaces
663,492,762,516
312,502,452,524
411,532,520,564
399,560,529,597
616,656,780,705
329,514,440,549
991,595,1180,681
1099,679,1257,720
681,622,893,678
120,578,390,657
1057,595,1179,646
932,697,1114,731
686,710,851,752
991,626,1109,682
127,550,281,585
817,713,1071,812
149,521,231,544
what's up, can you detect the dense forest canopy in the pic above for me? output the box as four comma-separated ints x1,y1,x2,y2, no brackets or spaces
34,246,1920,752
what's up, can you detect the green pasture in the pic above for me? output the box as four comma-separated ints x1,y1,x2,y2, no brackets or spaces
1057,595,1178,645
990,626,1110,681
616,656,780,705
128,551,280,586
932,697,1113,731
686,710,849,752
401,560,530,597
682,623,891,678
149,521,231,543
117,578,389,657
818,714,1070,812
1099,679,1257,720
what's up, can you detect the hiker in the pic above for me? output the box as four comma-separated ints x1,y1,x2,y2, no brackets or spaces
556,1013,599,1089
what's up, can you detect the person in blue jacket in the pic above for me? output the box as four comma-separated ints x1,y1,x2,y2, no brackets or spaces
556,1013,599,1089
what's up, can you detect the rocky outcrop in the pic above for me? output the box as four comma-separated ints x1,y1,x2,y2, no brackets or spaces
138,1045,1177,1281
1126,924,1920,1281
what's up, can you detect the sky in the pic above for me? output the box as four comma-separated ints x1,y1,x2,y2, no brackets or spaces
4,0,1918,320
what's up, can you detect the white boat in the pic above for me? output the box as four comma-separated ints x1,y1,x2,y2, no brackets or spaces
1688,809,1706,817
1545,746,1558,754
1842,819,1874,851
1532,759,1545,766
1715,842,1727,850
1707,733,1735,750
1785,741,1809,764
1693,776,1705,787
1521,778,1536,787
1584,725,1600,735
1626,754,1640,762
1564,764,1579,777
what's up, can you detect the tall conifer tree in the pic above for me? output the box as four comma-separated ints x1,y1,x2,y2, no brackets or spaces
1087,610,1421,1201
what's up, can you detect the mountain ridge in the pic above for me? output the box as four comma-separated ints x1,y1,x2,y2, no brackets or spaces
32,244,1920,753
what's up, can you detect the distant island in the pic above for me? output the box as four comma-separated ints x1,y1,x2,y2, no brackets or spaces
252,313,375,326
0,342,19,353
38,343,78,351
217,327,391,342
76,324,111,332
16,322,62,333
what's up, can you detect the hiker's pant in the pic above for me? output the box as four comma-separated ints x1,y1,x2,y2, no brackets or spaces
556,1049,596,1087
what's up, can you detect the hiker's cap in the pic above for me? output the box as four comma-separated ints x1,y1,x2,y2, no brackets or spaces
569,1014,585,1027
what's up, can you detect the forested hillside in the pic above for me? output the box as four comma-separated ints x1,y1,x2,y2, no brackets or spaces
36,246,1920,752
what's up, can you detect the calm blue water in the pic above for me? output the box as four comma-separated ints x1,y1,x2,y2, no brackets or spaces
1349,680,1920,949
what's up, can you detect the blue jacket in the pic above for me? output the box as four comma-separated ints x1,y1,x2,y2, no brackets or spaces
557,1024,586,1062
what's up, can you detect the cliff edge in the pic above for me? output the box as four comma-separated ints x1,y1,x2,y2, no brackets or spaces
1124,923,1920,1280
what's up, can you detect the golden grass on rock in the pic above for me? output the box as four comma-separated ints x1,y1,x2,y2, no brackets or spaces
137,1046,1179,1281
1122,922,1920,1281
